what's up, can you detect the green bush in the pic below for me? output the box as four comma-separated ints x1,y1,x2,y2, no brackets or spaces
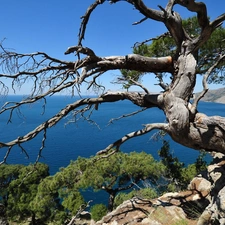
90,204,108,221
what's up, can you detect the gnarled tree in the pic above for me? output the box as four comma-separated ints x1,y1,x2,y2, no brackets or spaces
0,0,225,222
0,0,225,158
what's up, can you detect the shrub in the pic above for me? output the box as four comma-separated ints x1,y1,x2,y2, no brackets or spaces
90,204,108,221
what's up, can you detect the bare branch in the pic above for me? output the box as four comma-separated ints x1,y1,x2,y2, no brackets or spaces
210,13,225,29
79,54,173,83
1,0,225,169
0,45,76,98
97,123,169,155
133,32,170,48
64,46,99,59
35,127,47,163
0,147,12,165
0,92,160,161
191,54,225,114
78,0,106,46
67,200,92,225
202,54,225,90
130,0,165,22
132,17,148,25
107,107,147,125
117,76,150,94
176,0,209,29
154,73,169,91
129,78,150,94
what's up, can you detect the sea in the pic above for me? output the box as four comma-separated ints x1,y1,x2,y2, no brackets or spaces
0,95,224,204
1,95,225,173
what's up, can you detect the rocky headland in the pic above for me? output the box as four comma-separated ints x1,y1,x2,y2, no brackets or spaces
195,87,225,104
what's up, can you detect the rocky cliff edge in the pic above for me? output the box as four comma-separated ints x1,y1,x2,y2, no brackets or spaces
92,153,225,225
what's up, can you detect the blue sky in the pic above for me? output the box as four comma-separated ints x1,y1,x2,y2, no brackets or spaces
0,0,224,94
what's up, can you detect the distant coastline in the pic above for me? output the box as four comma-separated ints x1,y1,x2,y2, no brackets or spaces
194,87,225,104
3,87,225,104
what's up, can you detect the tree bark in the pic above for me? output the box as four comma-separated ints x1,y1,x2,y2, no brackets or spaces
107,190,116,212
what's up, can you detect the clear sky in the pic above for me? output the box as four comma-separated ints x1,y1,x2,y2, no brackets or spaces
0,0,224,95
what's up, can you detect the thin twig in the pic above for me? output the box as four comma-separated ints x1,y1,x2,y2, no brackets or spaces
107,108,147,126
133,32,170,48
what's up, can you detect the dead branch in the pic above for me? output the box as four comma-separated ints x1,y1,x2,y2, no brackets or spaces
176,0,209,29
0,92,161,162
132,17,148,25
67,200,92,225
190,54,225,114
107,107,147,125
78,0,106,46
133,32,170,48
97,123,169,155
0,0,225,165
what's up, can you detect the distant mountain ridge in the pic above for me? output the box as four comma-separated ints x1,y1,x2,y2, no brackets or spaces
195,87,225,104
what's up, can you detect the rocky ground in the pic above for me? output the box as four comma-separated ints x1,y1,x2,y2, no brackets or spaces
1,153,225,225
74,152,225,225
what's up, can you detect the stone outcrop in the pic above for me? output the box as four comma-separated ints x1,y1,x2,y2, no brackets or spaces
94,153,225,225
95,197,192,225
196,153,225,225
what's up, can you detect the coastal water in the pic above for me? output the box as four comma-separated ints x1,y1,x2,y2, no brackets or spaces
0,95,225,174
1,95,225,205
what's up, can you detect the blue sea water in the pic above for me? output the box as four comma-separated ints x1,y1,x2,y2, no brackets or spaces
0,95,225,176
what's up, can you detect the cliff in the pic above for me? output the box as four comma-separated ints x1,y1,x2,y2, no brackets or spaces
195,87,225,104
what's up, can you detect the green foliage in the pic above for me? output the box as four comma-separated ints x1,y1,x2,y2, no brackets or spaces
30,161,85,224
120,16,225,89
195,151,208,172
0,145,209,224
158,140,184,184
0,164,24,206
30,176,66,224
7,163,49,222
114,192,134,208
77,151,165,210
79,151,165,190
182,17,201,38
139,187,158,199
61,188,85,215
158,140,209,191
199,26,225,83
0,162,85,224
90,204,108,221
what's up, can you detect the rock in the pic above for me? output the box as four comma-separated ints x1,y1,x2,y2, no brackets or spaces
188,175,211,198
92,152,225,225
95,197,194,225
